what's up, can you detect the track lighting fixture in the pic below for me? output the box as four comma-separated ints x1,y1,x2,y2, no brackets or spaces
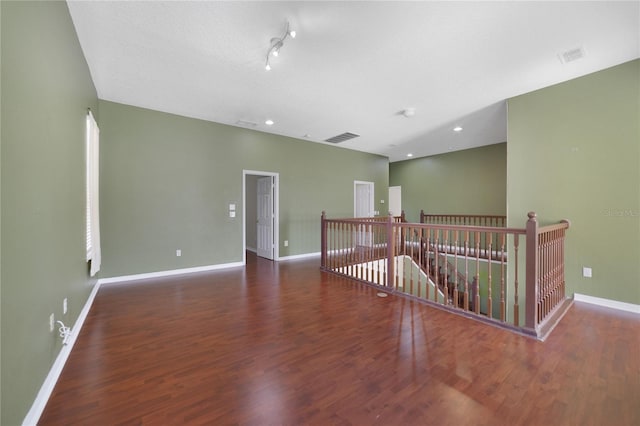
265,22,296,71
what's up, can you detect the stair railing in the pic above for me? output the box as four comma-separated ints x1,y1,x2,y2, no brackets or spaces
321,211,571,340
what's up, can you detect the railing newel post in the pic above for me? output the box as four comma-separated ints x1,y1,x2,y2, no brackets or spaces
525,211,539,331
387,213,395,289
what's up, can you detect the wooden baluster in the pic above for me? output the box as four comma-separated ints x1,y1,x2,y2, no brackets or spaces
327,221,332,270
335,221,340,271
337,221,342,271
500,233,506,322
336,221,340,271
348,222,352,273
387,214,394,290
487,231,493,319
464,230,470,311
425,229,431,300
474,231,480,314
407,226,412,295
332,221,337,271
514,234,520,326
538,233,549,323
417,227,422,298
321,212,326,269
342,223,355,275
453,230,459,309
434,230,440,303
443,229,449,305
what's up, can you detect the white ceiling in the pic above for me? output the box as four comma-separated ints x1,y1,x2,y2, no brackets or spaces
67,1,639,162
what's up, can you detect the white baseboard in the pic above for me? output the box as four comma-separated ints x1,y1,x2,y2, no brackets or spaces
574,293,640,314
279,252,321,261
98,261,244,285
246,247,257,253
22,281,102,426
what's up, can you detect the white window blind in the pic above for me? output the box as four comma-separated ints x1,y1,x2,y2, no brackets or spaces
86,110,101,276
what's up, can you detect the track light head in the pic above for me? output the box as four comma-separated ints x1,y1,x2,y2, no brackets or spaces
264,21,296,71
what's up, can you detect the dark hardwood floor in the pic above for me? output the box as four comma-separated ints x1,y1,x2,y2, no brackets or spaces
39,253,640,425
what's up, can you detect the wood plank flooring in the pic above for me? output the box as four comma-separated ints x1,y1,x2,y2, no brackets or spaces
39,253,640,425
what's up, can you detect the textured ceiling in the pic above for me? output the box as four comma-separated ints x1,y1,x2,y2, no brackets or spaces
67,1,639,162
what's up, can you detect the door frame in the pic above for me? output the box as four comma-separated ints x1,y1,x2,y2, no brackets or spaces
243,170,279,264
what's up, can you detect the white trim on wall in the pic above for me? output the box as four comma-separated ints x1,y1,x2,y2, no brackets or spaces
22,282,102,426
278,252,321,261
573,293,640,314
98,262,244,285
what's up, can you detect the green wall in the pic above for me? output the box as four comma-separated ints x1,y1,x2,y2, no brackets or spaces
507,59,640,305
389,143,507,222
1,2,99,425
99,100,389,277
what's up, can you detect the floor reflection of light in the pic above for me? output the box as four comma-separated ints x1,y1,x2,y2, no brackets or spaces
242,372,288,423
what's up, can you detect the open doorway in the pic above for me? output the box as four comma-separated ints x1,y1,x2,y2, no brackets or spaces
243,170,279,264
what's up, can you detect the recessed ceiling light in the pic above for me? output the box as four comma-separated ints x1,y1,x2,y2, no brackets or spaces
453,126,463,132
407,153,413,157
265,119,274,126
402,108,416,118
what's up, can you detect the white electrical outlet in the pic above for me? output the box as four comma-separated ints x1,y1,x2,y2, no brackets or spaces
63,298,68,315
284,240,289,247
49,314,55,332
176,249,182,257
583,267,592,278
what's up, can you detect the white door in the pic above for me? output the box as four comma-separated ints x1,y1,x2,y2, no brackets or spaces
389,186,402,217
354,181,374,246
257,176,274,259
354,181,374,217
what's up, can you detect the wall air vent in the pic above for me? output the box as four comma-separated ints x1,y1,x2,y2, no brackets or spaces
324,132,360,144
558,46,586,64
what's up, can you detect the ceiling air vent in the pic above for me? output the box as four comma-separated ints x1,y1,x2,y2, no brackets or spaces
324,132,360,144
558,46,586,64
236,120,257,127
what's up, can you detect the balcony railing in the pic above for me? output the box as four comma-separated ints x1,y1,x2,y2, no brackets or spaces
320,211,571,340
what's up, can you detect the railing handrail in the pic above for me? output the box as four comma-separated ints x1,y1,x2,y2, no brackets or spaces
538,220,571,233
399,222,526,235
325,217,523,234
422,213,508,220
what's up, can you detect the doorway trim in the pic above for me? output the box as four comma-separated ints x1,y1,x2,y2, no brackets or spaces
243,170,280,265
